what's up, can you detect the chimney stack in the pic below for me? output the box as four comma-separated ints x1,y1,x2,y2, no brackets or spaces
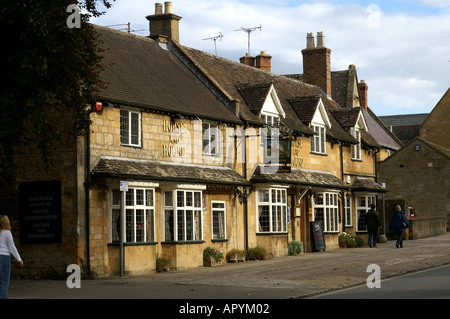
255,51,272,72
358,80,368,111
302,32,332,98
239,51,272,72
146,2,182,43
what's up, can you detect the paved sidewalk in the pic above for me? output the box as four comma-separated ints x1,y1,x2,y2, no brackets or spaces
8,233,450,299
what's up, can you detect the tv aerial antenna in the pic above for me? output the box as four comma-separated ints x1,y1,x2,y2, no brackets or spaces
106,22,145,34
202,32,224,56
234,24,262,56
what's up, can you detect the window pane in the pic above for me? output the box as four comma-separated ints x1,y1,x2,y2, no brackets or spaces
112,189,120,206
258,206,270,232
186,191,193,207
212,202,224,209
186,210,193,241
126,189,134,206
131,112,140,145
136,189,144,205
177,210,184,241
315,207,324,223
165,191,173,207
165,210,174,241
120,110,129,145
126,209,134,242
136,209,144,242
259,190,269,202
112,209,120,243
177,191,184,207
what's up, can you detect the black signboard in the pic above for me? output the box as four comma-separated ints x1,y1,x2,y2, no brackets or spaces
310,220,326,252
19,180,62,244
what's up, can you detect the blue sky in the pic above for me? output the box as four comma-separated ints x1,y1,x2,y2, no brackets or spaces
90,1,450,116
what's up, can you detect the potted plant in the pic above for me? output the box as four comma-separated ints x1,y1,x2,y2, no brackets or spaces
203,247,224,266
156,254,171,272
226,248,246,263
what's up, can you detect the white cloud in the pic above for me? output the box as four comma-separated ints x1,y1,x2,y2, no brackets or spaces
91,0,450,115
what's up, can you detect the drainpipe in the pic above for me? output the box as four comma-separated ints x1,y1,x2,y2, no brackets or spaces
340,142,345,232
84,129,91,274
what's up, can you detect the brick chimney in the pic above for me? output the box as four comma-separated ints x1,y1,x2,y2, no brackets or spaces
255,51,272,72
302,32,332,98
146,2,182,43
239,54,256,67
358,80,368,111
239,51,272,72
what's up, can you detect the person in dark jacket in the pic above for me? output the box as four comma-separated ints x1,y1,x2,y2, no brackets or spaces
389,205,409,248
365,203,381,248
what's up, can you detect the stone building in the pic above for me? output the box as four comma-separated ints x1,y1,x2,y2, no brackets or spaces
4,2,392,277
378,88,450,238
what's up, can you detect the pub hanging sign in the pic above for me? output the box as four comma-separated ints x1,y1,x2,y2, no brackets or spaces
19,180,62,244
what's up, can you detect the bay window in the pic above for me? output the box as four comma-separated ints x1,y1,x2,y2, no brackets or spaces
164,189,203,242
257,188,287,233
356,195,376,232
109,186,155,243
312,192,339,233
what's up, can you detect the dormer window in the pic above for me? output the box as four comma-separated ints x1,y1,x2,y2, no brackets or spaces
310,125,326,154
261,114,280,127
351,127,362,160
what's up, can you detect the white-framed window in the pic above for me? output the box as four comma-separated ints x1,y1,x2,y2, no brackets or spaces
109,186,155,243
312,192,339,233
356,195,376,232
202,123,220,156
344,194,353,227
351,128,362,160
257,188,288,233
310,125,326,154
261,114,280,127
120,109,141,147
211,201,226,239
164,189,203,241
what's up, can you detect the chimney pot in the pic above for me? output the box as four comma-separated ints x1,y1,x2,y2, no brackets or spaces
164,1,173,14
316,31,325,48
306,32,315,49
155,3,163,15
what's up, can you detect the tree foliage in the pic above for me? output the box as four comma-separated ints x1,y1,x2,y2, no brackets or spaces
0,0,113,186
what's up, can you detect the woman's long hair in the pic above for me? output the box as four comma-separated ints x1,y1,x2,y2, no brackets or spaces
0,215,11,231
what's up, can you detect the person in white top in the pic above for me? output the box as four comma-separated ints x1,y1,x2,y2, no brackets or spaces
0,215,23,299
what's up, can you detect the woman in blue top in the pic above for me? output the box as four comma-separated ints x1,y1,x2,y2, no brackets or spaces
389,205,409,248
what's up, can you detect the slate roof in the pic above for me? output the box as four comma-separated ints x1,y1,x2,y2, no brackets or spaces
351,177,386,193
91,157,251,186
250,165,349,190
95,26,241,125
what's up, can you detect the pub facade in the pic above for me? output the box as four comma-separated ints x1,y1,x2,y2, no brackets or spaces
4,3,392,277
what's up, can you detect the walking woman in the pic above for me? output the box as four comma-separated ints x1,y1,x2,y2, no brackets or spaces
388,205,409,248
0,215,23,299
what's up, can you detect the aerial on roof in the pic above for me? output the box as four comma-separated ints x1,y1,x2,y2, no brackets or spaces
95,25,241,125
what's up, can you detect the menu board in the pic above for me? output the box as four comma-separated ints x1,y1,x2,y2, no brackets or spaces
19,180,62,244
310,220,326,251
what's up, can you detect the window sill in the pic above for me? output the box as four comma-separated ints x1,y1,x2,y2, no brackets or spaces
256,232,288,236
121,143,142,149
212,238,229,242
310,152,328,157
108,242,157,246
161,240,205,245
351,158,362,162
